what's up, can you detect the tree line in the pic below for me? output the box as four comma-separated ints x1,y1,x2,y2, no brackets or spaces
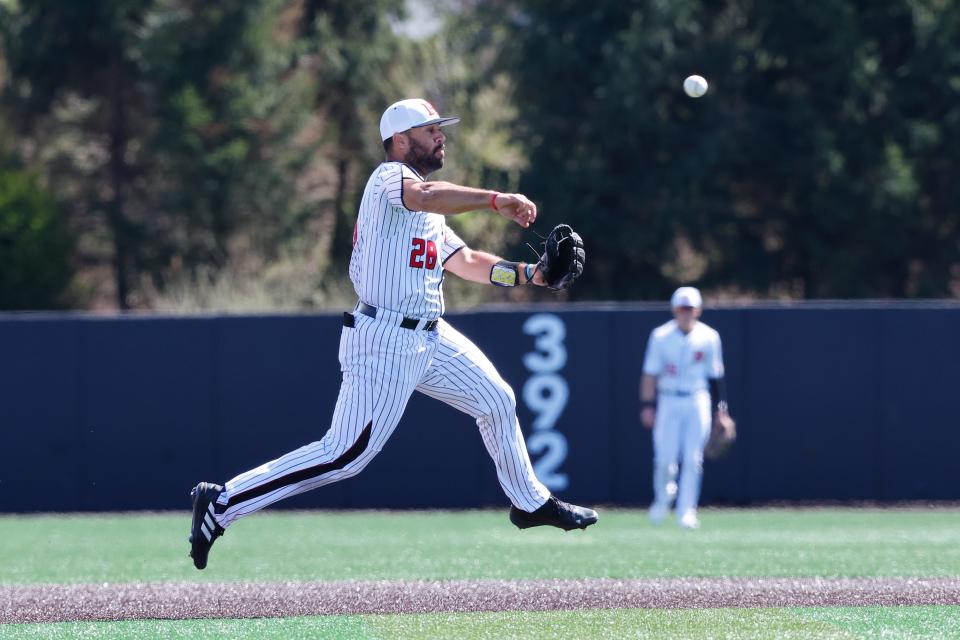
1,0,958,310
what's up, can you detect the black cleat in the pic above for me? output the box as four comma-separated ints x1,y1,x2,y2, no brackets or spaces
509,495,599,531
189,482,225,570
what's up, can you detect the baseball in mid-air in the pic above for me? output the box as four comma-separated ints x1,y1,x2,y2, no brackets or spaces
683,75,708,98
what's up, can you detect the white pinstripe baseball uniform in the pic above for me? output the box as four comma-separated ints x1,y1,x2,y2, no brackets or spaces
211,161,551,527
643,318,724,521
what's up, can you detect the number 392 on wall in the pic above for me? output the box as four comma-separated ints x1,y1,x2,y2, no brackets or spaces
521,313,569,491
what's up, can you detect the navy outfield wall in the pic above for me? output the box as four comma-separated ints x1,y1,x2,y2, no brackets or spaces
1,302,959,512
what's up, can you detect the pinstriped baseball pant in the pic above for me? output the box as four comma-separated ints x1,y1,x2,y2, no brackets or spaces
214,314,551,527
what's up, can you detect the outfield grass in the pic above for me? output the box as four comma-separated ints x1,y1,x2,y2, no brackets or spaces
1,507,959,584
4,606,960,640
2,508,959,639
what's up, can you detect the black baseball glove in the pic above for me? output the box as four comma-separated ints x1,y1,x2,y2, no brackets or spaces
537,224,585,291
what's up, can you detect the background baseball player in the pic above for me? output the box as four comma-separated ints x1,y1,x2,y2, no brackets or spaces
188,98,595,569
640,287,728,529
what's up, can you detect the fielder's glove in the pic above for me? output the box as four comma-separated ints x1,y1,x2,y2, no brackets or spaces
704,409,737,460
537,224,585,291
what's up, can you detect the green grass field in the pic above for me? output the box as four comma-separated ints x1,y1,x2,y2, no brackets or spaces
7,607,960,640
2,507,959,638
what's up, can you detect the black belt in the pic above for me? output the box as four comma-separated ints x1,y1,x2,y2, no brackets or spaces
347,302,439,331
659,390,694,397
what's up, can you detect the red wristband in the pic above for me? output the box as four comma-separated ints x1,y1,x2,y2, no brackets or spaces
490,192,500,211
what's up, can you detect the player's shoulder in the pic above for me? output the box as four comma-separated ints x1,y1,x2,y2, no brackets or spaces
377,161,424,183
651,320,677,339
372,161,398,183
695,321,721,340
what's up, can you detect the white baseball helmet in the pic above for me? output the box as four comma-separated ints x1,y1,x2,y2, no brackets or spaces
670,286,703,308
379,98,460,141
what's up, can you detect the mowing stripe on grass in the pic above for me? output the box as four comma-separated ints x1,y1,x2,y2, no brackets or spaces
3,577,959,623
5,606,960,640
4,509,959,584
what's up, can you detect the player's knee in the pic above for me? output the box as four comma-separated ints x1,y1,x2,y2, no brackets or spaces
337,453,374,479
502,383,517,411
683,452,704,473
330,438,384,480
655,460,679,476
488,381,517,417
473,378,515,418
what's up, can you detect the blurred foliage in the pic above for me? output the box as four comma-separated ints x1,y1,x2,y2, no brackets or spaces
0,162,72,309
0,0,959,310
494,0,960,300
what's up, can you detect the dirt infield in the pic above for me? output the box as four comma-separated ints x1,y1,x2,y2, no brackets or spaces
3,577,959,624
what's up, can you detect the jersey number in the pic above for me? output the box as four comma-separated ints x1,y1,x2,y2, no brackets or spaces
410,238,438,269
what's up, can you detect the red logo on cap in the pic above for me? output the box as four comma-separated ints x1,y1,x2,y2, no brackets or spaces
421,100,439,117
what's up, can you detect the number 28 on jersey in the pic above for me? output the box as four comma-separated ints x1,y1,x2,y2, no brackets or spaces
410,237,438,269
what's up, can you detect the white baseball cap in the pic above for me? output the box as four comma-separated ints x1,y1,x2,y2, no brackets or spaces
671,286,703,308
380,98,460,141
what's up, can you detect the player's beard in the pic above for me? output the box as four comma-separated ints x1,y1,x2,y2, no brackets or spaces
404,137,443,176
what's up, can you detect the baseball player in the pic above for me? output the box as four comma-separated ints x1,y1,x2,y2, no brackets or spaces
640,287,728,529
188,98,597,569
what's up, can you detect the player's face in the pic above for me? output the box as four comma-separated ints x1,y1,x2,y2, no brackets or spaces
403,125,446,175
673,306,702,332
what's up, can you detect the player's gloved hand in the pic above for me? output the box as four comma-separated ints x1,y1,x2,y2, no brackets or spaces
705,409,737,459
535,224,585,291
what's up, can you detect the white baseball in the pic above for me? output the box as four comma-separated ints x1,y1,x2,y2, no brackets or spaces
683,75,708,98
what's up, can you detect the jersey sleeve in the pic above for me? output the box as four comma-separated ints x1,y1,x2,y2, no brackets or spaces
642,331,662,376
708,332,725,378
381,163,423,211
442,224,467,264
